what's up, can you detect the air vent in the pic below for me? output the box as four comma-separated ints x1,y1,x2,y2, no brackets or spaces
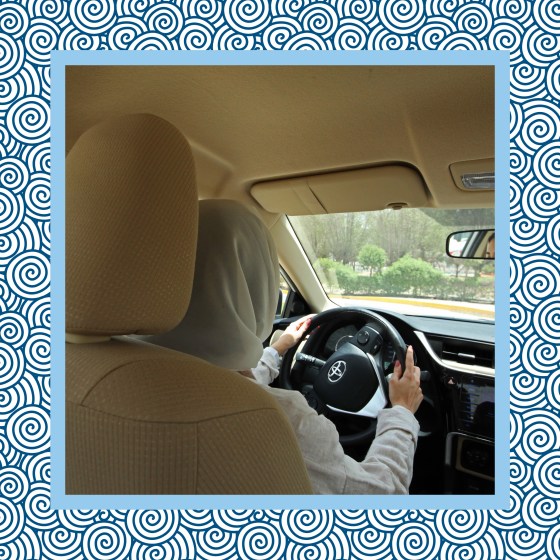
442,341,494,368
422,334,495,373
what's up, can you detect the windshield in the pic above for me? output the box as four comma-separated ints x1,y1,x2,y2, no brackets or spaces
289,208,494,322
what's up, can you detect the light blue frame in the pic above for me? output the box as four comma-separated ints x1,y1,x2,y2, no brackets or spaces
51,49,509,510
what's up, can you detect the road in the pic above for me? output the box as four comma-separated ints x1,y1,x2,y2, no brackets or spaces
331,295,494,321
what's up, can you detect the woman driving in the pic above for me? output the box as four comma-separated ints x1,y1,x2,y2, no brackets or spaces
148,199,423,494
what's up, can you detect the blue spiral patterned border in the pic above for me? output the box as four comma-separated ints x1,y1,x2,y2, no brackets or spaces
0,0,558,557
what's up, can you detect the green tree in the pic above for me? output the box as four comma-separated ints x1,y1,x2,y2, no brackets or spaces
358,244,387,276
292,213,369,266
381,254,444,297
363,208,447,266
314,258,358,294
421,208,494,228
315,257,336,272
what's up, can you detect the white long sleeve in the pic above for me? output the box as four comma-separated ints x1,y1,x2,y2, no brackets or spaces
248,348,419,494
263,386,419,494
250,346,280,385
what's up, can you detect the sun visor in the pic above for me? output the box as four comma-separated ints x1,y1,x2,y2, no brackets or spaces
251,165,430,215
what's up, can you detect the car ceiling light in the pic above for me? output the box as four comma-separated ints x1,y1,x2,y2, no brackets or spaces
461,172,495,190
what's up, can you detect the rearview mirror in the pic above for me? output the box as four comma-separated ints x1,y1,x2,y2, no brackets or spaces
446,229,495,260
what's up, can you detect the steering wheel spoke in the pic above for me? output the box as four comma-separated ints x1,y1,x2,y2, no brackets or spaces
300,384,326,414
326,384,387,419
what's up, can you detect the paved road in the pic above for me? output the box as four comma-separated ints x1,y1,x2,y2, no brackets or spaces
331,296,494,321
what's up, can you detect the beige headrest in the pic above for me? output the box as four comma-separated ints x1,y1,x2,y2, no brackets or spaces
66,114,197,336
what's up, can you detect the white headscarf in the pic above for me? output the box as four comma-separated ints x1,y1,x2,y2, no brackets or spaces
148,199,280,370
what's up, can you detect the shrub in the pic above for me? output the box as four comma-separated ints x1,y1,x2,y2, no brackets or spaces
380,255,444,297
333,262,358,294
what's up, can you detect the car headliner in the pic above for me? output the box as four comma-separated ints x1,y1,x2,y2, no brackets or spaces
66,64,494,212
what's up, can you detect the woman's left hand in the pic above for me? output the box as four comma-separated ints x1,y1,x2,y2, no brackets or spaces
272,314,314,356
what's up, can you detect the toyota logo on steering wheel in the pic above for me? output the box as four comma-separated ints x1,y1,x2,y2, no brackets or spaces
328,360,347,383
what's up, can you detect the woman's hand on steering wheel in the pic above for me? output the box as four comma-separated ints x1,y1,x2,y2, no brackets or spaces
389,346,423,414
272,314,314,356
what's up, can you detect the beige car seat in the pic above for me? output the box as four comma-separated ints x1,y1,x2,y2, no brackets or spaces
65,114,312,494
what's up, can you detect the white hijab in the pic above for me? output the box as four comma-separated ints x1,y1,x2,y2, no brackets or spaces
148,199,279,370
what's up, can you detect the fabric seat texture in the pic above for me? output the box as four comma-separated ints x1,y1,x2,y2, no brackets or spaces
65,113,311,494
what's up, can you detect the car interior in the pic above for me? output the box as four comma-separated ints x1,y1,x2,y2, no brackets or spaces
66,64,495,495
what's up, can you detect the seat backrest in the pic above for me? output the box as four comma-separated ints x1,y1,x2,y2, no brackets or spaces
66,114,312,494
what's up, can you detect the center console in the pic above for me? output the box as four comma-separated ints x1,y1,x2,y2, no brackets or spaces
444,373,495,494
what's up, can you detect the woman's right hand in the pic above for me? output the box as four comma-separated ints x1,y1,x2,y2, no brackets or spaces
388,345,423,414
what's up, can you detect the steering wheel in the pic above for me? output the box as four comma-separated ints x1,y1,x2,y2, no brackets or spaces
279,307,408,446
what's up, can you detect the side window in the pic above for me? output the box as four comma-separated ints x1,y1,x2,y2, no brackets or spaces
277,273,290,318
277,270,312,318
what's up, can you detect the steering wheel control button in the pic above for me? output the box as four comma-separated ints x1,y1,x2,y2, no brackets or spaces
357,330,370,345
327,360,346,383
355,326,384,355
